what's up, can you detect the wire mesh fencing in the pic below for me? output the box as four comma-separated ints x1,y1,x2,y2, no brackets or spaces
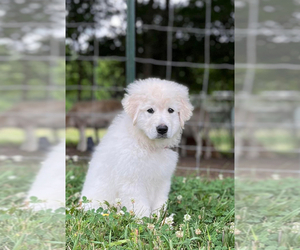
65,0,234,177
0,0,235,177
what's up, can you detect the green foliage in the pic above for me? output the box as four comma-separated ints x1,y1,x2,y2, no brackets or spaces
66,60,125,109
0,59,65,111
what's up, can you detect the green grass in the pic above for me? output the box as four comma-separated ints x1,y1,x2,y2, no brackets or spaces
236,178,300,249
0,162,65,250
66,163,235,249
2,160,299,249
0,128,65,145
0,209,65,249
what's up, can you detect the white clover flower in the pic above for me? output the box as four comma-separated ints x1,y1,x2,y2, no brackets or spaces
130,198,135,204
8,175,16,180
136,219,143,224
147,223,155,230
12,155,23,162
169,213,175,218
195,228,201,235
70,175,75,180
0,155,8,161
72,155,78,162
117,210,125,216
66,155,70,161
177,195,183,201
183,214,191,222
165,216,174,225
182,177,186,183
235,229,241,235
218,174,223,180
15,192,26,198
271,174,280,180
115,198,122,204
73,192,80,198
291,222,300,234
229,222,235,233
175,231,183,238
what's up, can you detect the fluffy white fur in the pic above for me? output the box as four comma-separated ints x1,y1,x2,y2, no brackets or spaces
26,141,65,211
81,78,193,217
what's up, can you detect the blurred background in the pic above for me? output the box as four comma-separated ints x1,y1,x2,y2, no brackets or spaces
235,0,300,177
66,0,234,178
0,0,65,155
235,0,300,248
0,0,65,248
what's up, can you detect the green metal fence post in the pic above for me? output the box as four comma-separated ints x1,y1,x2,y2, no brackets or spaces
126,0,135,85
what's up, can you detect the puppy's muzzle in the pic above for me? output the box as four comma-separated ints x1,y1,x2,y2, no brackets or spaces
156,125,168,136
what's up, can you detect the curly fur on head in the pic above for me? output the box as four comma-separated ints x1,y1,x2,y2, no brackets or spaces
122,78,194,149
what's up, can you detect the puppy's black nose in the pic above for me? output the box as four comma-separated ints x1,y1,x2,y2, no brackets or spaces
156,125,168,135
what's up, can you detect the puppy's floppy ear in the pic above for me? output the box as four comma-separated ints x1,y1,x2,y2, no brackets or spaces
122,94,143,125
178,89,194,129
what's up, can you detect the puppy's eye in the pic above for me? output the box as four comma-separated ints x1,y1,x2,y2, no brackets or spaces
147,108,154,114
168,108,174,113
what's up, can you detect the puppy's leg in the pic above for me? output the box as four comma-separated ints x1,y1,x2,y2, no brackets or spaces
81,199,108,211
118,184,151,218
151,181,171,217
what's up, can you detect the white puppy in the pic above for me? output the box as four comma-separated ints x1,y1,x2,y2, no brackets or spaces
81,78,193,217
